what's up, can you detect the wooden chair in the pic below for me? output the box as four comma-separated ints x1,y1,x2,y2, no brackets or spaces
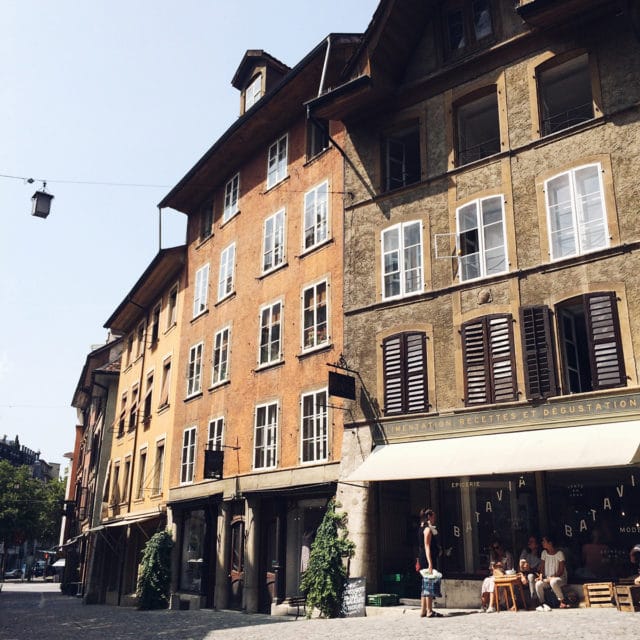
494,574,526,612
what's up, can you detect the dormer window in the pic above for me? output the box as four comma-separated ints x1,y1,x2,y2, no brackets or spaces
245,74,263,111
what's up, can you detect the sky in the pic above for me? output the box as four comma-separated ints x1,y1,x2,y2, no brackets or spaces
0,0,378,473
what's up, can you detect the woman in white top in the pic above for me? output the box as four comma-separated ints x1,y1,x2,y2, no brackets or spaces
535,534,568,608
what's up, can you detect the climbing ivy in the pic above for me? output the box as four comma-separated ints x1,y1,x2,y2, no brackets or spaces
136,529,173,610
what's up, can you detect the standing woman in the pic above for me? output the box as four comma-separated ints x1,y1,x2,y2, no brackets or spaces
418,508,443,618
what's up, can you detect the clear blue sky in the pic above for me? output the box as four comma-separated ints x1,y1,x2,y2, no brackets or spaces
0,0,378,472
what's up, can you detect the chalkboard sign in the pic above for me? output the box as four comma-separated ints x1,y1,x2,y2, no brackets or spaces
342,577,366,617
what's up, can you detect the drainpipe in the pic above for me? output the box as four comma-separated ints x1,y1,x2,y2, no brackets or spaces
318,36,332,97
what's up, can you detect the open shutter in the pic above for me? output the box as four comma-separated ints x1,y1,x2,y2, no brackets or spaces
520,306,558,400
383,335,404,415
585,292,626,389
488,315,518,403
405,332,428,413
462,318,491,406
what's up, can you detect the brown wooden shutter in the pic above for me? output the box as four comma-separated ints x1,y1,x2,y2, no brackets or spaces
520,305,558,400
462,315,517,406
383,333,428,415
383,335,404,415
585,292,626,389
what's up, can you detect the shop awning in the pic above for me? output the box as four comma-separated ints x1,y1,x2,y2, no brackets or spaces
51,559,65,568
347,421,640,482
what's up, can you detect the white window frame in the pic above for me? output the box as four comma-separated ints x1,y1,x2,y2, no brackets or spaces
456,195,508,282
258,300,282,366
180,426,197,485
253,401,278,470
300,389,328,464
211,326,230,386
262,208,286,273
193,264,210,317
245,74,262,110
187,342,204,397
218,243,236,301
143,369,154,421
303,181,329,251
267,134,288,189
136,446,147,500
223,173,240,223
167,283,178,329
301,279,329,352
381,221,423,300
207,417,224,450
545,163,608,261
136,321,146,358
159,355,171,408
152,438,165,496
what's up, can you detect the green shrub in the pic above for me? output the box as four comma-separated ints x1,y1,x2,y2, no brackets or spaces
300,498,355,618
137,529,173,610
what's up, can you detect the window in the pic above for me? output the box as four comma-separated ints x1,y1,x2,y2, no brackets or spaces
218,243,235,301
122,457,131,502
382,332,429,415
303,181,329,251
444,0,493,57
167,284,178,329
259,301,282,366
111,463,121,505
212,327,230,386
381,221,423,299
456,90,500,165
143,371,153,422
159,356,171,408
521,292,626,399
187,343,203,397
207,417,224,450
538,54,593,137
301,389,328,463
126,335,133,367
302,280,328,351
136,449,147,500
461,314,517,406
223,173,240,223
263,209,285,272
181,427,197,484
150,304,160,345
128,386,138,432
545,163,608,261
200,202,213,240
152,440,165,495
254,402,278,469
136,321,146,358
456,195,507,281
384,126,421,191
179,509,206,592
117,393,126,438
307,117,329,159
193,264,209,317
267,134,288,188
245,74,262,110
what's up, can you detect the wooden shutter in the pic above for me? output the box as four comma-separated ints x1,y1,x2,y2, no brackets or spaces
585,292,626,389
520,306,558,400
382,333,428,415
462,315,517,406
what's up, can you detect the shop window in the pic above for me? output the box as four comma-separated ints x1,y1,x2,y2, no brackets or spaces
179,509,206,593
538,53,593,137
456,195,507,281
455,90,500,166
382,332,429,415
383,126,421,192
444,0,494,59
461,314,517,406
521,292,626,399
381,221,423,300
545,163,608,261
307,117,329,159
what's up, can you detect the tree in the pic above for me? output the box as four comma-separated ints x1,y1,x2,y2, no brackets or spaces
137,529,173,610
300,498,355,618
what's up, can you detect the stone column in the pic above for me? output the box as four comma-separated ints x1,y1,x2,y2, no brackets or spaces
214,501,230,610
243,496,260,613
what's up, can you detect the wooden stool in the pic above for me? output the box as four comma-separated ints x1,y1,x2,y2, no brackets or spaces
494,575,526,612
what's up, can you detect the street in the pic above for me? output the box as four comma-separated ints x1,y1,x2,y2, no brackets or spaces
0,581,638,640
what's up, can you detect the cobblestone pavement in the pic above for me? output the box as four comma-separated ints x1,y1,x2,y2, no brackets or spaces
1,581,638,640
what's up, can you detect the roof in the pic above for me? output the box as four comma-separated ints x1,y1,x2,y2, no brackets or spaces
71,337,123,409
103,245,186,333
231,49,290,89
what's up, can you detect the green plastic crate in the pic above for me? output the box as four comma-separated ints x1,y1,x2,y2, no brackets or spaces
367,593,399,607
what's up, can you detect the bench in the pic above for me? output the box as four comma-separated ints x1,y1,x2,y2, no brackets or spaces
288,595,307,619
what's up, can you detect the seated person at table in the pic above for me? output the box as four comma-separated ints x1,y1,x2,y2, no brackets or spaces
630,544,640,585
519,534,542,604
535,534,568,609
481,540,514,612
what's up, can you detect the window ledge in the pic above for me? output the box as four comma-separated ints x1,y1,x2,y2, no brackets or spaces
184,392,203,403
196,234,213,250
258,261,288,279
208,379,231,392
297,343,333,360
221,210,240,227
215,291,236,307
191,309,209,323
264,174,289,194
163,322,177,337
157,403,170,415
255,359,285,373
304,146,331,166
298,237,334,259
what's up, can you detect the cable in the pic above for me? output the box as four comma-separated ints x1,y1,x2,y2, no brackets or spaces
0,172,168,189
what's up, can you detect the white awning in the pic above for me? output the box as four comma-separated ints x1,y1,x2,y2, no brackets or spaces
347,421,640,482
51,559,65,568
